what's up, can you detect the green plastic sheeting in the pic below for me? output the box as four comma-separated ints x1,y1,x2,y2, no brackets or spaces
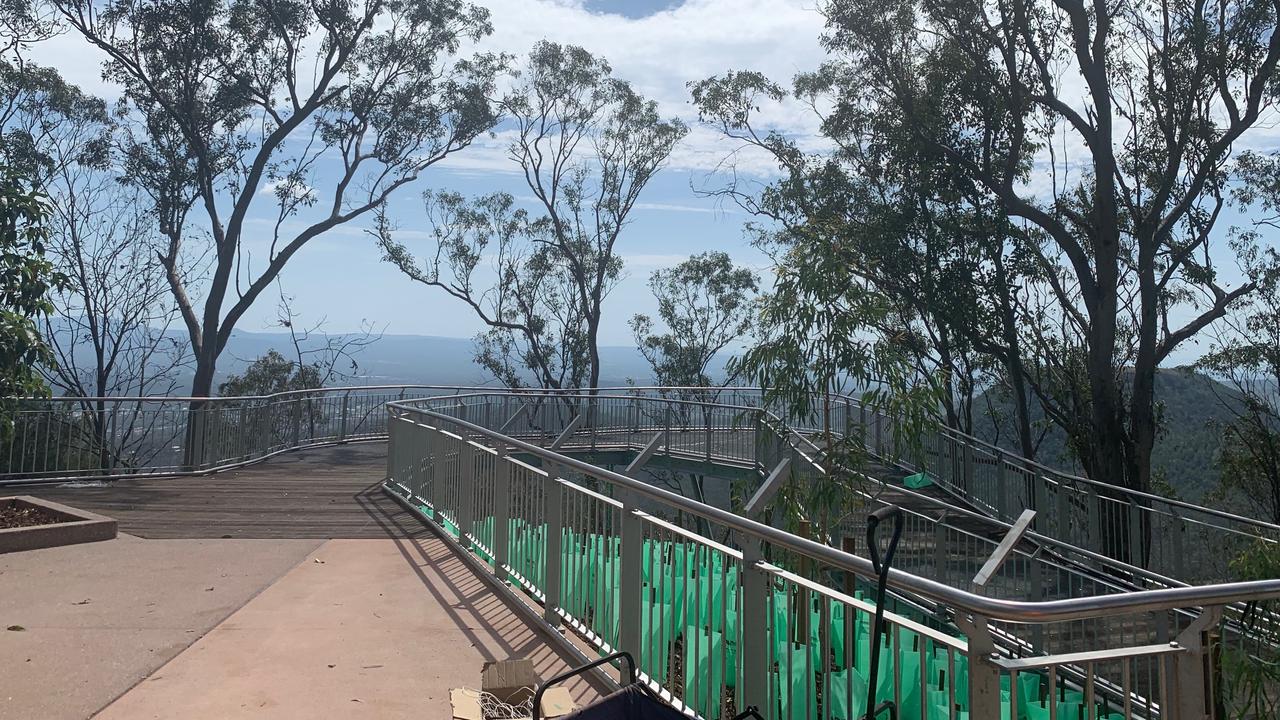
903,472,933,489
407,496,1135,720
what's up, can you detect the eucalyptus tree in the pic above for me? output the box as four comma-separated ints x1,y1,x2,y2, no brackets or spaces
627,252,757,525
814,0,1280,518
630,251,758,391
0,167,59,402
697,0,1280,563
1198,266,1280,524
50,0,504,405
378,42,686,389
0,61,188,403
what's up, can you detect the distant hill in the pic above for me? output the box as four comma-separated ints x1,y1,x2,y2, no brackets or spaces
214,329,736,388
971,368,1242,502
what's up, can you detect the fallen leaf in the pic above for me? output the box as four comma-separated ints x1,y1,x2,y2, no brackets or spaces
361,664,383,669
6,625,25,632
328,664,336,669
72,599,91,606
313,558,325,564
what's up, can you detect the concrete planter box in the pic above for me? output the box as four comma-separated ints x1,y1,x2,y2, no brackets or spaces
0,496,117,553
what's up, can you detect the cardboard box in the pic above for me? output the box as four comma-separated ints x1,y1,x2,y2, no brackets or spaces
482,659,540,706
449,686,577,720
450,657,579,720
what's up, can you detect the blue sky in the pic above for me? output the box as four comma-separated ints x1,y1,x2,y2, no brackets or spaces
27,0,1278,364
33,0,828,345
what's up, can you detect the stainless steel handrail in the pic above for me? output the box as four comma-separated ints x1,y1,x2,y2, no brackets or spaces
388,399,1280,624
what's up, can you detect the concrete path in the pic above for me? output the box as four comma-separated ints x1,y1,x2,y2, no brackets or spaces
0,534,322,720
91,536,603,720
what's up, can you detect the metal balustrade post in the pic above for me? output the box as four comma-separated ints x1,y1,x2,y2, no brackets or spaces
859,402,867,445
1174,512,1187,580
238,405,249,461
543,466,563,626
1034,471,1049,535
963,441,974,494
663,406,672,455
1172,606,1224,720
704,408,713,462
1088,486,1102,553
740,539,769,714
458,440,475,549
1058,480,1072,538
339,392,350,441
956,617,1002,720
1129,497,1144,570
386,414,398,483
291,399,301,449
493,446,510,575
934,518,948,586
618,506,643,659
950,437,961,488
589,398,598,452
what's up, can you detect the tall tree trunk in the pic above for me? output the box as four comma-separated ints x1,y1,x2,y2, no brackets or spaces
182,350,218,469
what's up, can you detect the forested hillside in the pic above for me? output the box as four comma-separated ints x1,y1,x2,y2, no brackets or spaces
972,369,1242,502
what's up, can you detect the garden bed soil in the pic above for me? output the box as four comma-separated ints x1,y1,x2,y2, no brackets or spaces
0,496,117,553
0,502,67,529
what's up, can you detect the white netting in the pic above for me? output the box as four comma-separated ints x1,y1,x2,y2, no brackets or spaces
479,690,534,719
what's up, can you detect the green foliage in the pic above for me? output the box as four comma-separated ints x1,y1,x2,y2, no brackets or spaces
1198,274,1280,522
631,251,758,389
379,42,686,389
218,350,321,397
1221,537,1280,718
731,229,941,535
0,169,61,403
52,0,504,396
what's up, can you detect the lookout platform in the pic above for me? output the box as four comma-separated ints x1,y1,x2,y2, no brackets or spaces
5,444,603,720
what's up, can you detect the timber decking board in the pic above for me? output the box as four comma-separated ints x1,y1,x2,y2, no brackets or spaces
25,442,425,540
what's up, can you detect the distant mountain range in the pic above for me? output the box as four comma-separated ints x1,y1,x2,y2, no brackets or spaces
62,327,1243,503
214,329,731,389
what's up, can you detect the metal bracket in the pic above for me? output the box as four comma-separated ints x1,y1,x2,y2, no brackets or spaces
972,509,1037,590
1175,605,1224,653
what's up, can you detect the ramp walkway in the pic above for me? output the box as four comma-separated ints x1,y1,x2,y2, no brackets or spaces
6,386,1280,719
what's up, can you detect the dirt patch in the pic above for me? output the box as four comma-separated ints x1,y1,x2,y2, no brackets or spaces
0,503,66,529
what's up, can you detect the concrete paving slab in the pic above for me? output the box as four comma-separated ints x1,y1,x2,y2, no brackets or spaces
93,536,605,720
0,533,322,720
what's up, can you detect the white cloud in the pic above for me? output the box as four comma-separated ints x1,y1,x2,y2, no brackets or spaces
464,0,828,176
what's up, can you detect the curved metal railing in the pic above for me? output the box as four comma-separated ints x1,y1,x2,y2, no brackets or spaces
385,393,1280,720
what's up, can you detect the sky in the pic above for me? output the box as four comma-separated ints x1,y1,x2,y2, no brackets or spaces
29,0,830,346
24,0,1279,365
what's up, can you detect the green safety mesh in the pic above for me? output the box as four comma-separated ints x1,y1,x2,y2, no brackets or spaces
414,501,1129,720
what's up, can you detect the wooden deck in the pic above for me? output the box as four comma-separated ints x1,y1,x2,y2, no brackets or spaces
26,442,425,540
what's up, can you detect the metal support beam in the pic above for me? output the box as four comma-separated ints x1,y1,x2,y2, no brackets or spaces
743,457,791,519
549,413,584,451
623,433,665,478
498,402,529,434
972,509,1037,590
